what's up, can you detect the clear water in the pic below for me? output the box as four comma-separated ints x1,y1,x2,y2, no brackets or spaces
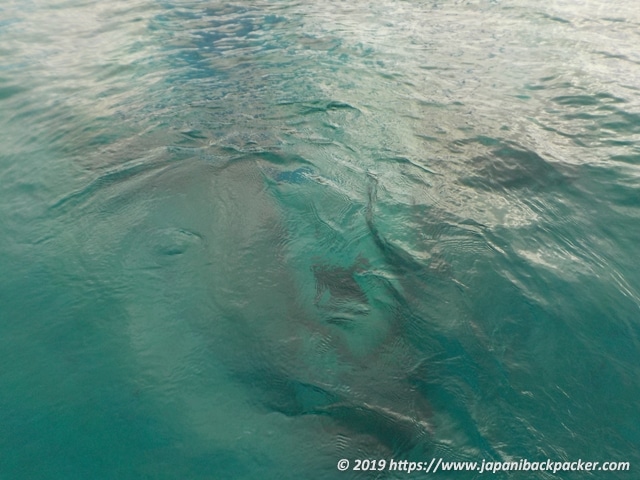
1,1,639,479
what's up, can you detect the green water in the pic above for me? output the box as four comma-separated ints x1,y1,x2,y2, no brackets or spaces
1,1,639,479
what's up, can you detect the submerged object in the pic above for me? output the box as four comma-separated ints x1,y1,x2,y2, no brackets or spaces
105,154,434,460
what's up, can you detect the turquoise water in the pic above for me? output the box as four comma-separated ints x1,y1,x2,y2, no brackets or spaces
1,1,639,478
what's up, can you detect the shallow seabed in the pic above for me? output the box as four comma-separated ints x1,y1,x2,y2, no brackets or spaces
1,1,639,479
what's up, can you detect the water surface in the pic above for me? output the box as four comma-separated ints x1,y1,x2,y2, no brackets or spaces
1,1,639,478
